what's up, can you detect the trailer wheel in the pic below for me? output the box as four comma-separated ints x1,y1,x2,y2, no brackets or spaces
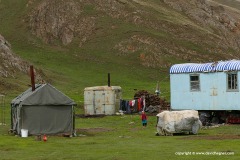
211,117,219,124
199,112,210,126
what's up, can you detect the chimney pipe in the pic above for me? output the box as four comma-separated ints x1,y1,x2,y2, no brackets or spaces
30,65,35,91
108,73,110,87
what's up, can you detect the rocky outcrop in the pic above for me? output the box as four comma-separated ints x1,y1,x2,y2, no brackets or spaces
163,0,240,50
27,0,156,47
27,0,96,46
0,34,45,86
0,34,30,77
26,0,240,68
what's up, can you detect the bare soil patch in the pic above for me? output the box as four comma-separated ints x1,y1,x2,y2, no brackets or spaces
75,114,105,118
182,134,240,140
76,127,113,133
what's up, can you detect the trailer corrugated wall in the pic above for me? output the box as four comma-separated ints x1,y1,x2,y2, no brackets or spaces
170,60,240,111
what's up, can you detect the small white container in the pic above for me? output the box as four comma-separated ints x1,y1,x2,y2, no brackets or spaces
21,129,28,137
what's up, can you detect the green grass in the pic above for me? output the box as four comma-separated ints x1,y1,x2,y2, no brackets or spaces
0,0,227,103
0,0,171,104
0,113,240,160
1,1,240,159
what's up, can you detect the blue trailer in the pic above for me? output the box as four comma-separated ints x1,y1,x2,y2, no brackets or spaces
170,60,240,124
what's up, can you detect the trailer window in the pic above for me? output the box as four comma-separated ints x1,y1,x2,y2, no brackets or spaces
190,75,200,91
227,73,238,91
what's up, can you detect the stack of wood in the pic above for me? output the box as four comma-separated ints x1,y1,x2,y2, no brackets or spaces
134,90,170,112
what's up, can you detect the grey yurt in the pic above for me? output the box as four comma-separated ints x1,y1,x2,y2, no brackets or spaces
84,86,122,115
11,83,76,136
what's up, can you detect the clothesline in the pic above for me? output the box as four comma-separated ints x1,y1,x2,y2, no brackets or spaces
119,96,146,114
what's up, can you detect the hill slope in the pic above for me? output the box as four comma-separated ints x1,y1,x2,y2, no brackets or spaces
27,0,240,63
1,0,240,102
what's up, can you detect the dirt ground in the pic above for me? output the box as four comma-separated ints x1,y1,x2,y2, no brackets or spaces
75,128,113,134
182,134,240,140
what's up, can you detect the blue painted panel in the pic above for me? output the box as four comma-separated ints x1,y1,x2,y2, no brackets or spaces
171,72,240,110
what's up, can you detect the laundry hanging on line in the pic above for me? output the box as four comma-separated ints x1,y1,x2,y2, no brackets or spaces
119,97,145,113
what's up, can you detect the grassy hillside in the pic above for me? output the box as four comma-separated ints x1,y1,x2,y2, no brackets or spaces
1,0,240,106
0,0,171,105
213,0,240,10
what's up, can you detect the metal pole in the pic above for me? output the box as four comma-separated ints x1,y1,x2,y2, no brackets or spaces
108,73,110,87
30,65,35,91
0,95,5,125
155,81,160,96
0,95,2,125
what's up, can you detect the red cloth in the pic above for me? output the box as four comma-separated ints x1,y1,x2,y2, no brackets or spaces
138,98,142,111
141,113,147,120
129,101,132,107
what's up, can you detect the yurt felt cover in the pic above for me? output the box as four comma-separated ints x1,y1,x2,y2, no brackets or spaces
11,83,75,106
11,83,76,135
21,105,72,135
